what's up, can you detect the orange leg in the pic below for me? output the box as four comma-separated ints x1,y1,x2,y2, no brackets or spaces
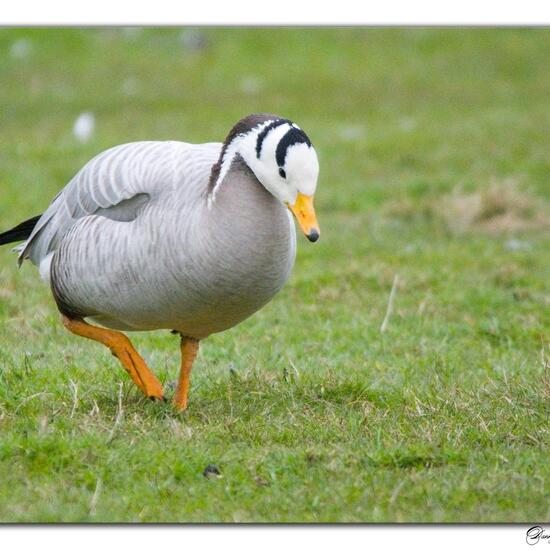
174,336,200,411
62,315,164,400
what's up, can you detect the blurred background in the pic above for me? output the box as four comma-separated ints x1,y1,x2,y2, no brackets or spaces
1,28,549,229
1,28,549,211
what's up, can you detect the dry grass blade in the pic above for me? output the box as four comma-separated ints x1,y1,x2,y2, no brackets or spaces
380,274,399,333
69,379,78,418
89,478,102,517
107,382,124,444
13,392,53,414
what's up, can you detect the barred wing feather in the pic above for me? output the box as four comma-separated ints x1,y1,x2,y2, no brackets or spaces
19,140,221,266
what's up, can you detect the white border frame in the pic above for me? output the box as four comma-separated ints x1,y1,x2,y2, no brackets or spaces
1,0,550,25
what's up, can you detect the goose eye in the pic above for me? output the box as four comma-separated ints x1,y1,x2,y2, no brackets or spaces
278,167,286,179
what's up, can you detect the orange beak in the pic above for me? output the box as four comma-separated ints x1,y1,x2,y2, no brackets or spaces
288,193,320,242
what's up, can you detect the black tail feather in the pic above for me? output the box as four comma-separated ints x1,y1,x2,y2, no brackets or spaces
0,215,42,246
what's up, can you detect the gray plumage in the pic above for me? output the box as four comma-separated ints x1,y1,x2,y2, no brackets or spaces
20,137,297,339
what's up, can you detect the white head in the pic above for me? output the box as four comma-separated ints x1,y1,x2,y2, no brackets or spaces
210,114,321,241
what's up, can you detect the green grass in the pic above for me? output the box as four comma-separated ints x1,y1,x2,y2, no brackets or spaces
1,27,550,522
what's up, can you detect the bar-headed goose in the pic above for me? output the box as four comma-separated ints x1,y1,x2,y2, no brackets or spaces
0,113,320,410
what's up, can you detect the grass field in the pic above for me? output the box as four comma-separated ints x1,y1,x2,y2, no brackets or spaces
0,28,550,522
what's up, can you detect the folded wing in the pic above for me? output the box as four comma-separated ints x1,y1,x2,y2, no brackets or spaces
19,140,220,267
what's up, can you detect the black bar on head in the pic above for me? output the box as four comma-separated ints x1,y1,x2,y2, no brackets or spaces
275,128,312,167
255,118,292,158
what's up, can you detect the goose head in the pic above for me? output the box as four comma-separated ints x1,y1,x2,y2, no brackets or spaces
210,114,321,242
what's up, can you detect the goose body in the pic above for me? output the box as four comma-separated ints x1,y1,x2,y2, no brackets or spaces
1,113,320,409
29,140,296,338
